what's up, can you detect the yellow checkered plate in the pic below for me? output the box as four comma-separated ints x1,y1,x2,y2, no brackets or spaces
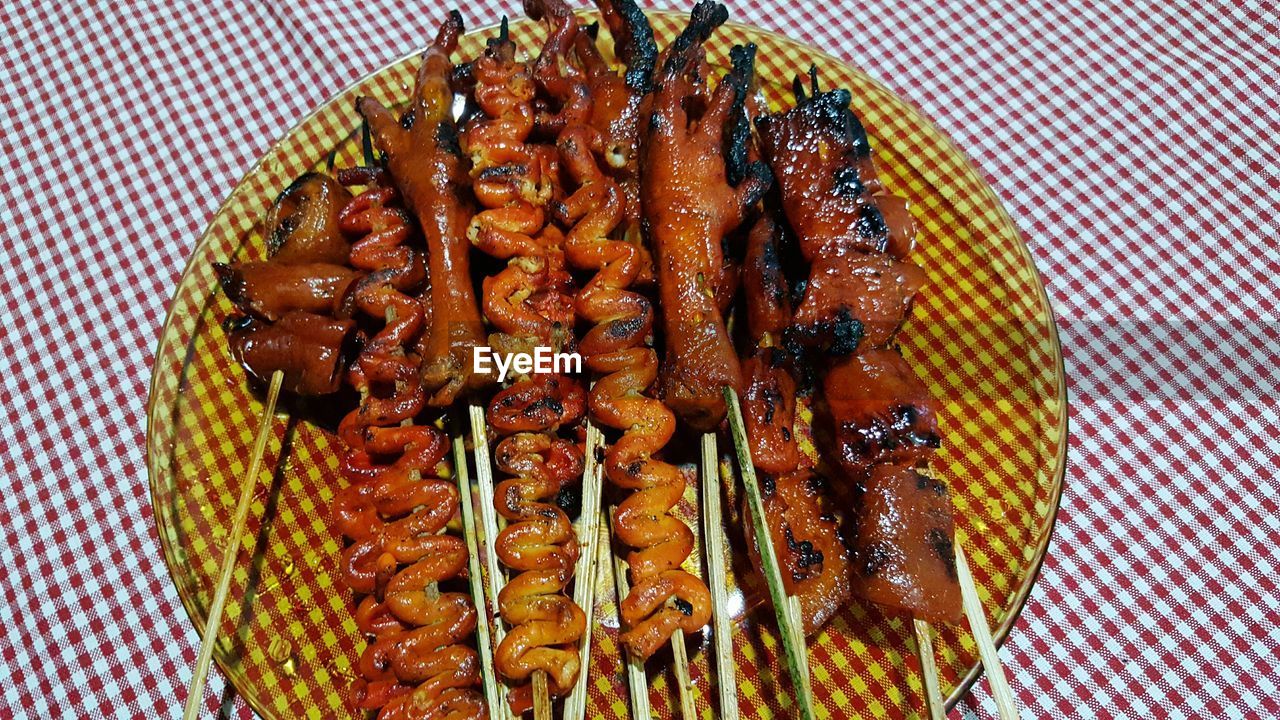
147,9,1066,719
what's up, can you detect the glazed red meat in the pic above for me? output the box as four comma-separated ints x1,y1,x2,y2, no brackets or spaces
227,310,355,395
849,464,962,623
759,74,962,624
791,252,925,354
739,214,851,634
358,14,494,406
642,2,769,430
215,261,358,322
263,173,354,265
818,348,940,477
755,87,916,263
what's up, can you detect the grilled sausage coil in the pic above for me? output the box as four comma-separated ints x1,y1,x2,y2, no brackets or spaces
329,165,485,719
461,20,587,711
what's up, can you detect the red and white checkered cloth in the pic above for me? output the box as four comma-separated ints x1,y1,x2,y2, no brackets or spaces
2,1,1277,718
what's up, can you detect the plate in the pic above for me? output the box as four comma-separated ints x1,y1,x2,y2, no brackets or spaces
147,9,1066,719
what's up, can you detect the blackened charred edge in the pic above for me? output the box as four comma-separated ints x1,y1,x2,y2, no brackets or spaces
861,540,892,577
828,306,863,356
267,173,325,256
477,163,528,181
445,9,465,42
855,202,888,243
832,164,864,198
213,263,245,306
725,43,757,186
435,121,462,156
673,597,694,616
611,0,657,93
606,313,645,340
556,483,582,519
222,313,254,334
784,306,864,358
913,469,948,496
925,527,958,578
661,0,727,79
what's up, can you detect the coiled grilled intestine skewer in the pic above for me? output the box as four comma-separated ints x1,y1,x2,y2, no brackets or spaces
328,166,486,720
460,20,588,718
555,9,716,677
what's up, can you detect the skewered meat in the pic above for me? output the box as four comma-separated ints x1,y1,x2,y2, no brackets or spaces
225,311,356,395
221,169,364,395
738,215,851,634
330,148,484,718
758,72,961,623
556,0,713,661
757,83,922,360
643,1,770,431
214,261,358,322
460,14,587,709
358,12,494,406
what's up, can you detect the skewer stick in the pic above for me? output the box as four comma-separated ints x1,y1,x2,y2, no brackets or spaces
449,416,505,716
607,507,652,720
564,421,606,720
532,672,552,720
670,634,697,720
786,596,811,686
182,370,283,720
956,544,1019,720
468,404,548,720
913,619,946,720
700,432,739,720
722,387,817,720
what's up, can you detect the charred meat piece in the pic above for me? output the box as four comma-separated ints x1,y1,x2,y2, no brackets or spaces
226,310,357,395
788,251,925,357
818,347,940,477
849,464,961,623
756,86,916,262
263,173,354,264
739,214,851,634
215,261,358,322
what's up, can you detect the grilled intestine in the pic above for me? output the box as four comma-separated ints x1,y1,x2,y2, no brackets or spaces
460,13,588,712
326,16,492,720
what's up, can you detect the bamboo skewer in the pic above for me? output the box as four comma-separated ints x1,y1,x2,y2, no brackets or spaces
956,544,1019,720
700,432,740,720
669,633,697,720
468,404,548,720
607,507,653,720
914,619,946,720
449,416,505,716
182,370,283,720
564,421,606,720
722,387,817,720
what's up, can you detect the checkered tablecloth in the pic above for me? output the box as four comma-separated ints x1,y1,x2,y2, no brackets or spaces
2,1,1276,718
